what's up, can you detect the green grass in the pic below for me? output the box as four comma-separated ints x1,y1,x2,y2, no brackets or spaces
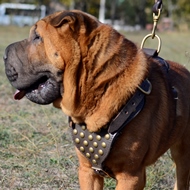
0,25,190,189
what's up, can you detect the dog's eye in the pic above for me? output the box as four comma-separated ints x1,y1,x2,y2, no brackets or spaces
34,35,40,40
33,32,42,41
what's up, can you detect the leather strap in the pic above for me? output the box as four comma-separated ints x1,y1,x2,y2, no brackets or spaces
108,79,151,134
143,48,158,57
152,0,163,15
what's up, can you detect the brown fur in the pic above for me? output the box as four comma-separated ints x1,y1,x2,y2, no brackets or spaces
4,10,190,189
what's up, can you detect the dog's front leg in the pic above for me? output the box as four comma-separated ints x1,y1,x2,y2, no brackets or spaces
76,149,104,190
78,166,104,190
115,168,146,190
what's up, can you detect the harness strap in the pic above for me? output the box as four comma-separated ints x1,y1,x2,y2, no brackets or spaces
143,47,178,105
108,79,151,134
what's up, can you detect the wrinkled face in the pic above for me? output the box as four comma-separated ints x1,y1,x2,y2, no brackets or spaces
3,10,99,105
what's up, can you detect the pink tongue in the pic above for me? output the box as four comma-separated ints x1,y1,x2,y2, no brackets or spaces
14,90,26,100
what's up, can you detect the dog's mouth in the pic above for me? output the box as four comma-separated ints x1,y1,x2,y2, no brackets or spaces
14,76,62,105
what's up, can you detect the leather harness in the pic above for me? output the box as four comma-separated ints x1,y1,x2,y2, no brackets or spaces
69,78,151,177
69,49,178,178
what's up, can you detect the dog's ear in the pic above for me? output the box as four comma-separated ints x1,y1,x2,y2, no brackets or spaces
50,11,99,34
50,11,77,31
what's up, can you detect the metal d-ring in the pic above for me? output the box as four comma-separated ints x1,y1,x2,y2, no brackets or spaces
141,33,162,54
137,79,152,95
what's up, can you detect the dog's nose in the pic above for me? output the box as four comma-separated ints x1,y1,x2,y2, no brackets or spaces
4,45,19,82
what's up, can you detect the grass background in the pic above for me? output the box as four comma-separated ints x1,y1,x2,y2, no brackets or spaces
0,25,190,189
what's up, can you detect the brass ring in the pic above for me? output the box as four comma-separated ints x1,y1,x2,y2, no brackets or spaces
141,33,162,54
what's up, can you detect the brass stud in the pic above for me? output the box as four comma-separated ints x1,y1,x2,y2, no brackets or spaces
94,154,99,159
88,135,93,141
83,140,88,146
89,147,94,153
105,134,110,140
92,159,97,164
96,135,101,141
98,149,104,155
75,138,80,144
73,129,78,135
86,153,91,158
81,125,86,130
102,142,106,148
80,146,85,152
80,132,85,138
93,142,98,148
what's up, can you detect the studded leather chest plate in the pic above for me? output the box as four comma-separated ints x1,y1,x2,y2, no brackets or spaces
71,122,116,170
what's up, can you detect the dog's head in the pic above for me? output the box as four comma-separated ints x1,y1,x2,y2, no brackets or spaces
4,10,100,105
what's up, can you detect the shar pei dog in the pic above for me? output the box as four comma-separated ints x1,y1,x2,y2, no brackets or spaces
4,10,190,190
